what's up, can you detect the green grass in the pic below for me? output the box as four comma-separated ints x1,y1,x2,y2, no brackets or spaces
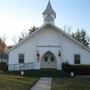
52,77,90,90
0,74,38,90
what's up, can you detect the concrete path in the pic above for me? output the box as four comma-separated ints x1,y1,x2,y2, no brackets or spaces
30,77,52,90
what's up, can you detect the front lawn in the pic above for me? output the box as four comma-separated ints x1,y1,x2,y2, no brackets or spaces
52,77,90,90
0,74,38,90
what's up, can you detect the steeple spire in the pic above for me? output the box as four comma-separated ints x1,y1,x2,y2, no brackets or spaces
42,0,56,24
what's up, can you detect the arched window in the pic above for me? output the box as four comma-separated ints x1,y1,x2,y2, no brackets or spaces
44,56,48,62
51,56,54,62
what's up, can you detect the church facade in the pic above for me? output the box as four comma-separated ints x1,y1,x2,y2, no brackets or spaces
8,1,90,71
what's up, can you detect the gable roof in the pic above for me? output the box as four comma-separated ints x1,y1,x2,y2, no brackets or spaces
9,23,90,52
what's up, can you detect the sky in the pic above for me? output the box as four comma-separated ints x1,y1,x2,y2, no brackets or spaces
0,0,90,45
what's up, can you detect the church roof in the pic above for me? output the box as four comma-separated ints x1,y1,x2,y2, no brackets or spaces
9,23,90,52
42,1,56,18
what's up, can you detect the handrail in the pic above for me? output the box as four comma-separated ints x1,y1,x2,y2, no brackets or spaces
9,62,34,71
20,62,34,71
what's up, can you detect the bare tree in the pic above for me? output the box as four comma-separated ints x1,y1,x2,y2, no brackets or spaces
0,36,7,53
18,26,38,42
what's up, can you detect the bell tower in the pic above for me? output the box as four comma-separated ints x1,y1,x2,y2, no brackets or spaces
42,1,56,24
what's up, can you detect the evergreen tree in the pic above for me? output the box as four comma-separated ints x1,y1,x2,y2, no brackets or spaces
80,29,89,46
18,26,38,42
29,26,38,34
72,28,89,47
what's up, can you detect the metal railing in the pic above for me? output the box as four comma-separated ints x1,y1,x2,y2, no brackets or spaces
20,62,34,71
8,62,34,71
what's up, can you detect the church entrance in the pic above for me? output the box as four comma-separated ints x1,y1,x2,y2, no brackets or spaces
41,51,57,69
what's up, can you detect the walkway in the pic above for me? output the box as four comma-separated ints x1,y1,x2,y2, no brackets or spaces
30,77,52,90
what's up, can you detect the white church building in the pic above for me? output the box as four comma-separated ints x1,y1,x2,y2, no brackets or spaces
8,1,90,71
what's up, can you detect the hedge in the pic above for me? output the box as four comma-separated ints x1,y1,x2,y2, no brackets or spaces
62,63,90,75
0,62,8,71
8,69,70,77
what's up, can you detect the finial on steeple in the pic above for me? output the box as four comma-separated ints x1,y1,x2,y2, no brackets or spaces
42,0,56,24
49,0,50,3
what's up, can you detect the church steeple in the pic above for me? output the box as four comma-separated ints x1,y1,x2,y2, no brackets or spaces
42,0,56,24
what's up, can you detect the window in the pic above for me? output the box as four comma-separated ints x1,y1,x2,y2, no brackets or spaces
44,56,48,62
19,54,24,63
51,56,54,62
74,54,80,64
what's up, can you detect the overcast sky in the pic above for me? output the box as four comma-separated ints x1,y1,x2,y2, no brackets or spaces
0,0,90,45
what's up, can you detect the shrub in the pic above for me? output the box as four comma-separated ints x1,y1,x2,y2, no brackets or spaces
62,63,90,75
0,62,8,71
8,69,70,77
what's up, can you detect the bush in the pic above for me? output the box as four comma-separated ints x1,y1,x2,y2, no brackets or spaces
0,62,8,71
62,63,90,75
8,69,70,77
23,69,69,77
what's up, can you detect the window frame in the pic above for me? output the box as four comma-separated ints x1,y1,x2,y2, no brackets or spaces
18,53,24,63
74,54,80,64
50,56,54,62
44,56,48,62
